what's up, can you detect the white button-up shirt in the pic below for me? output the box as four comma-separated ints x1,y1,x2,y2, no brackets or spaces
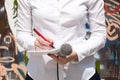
16,0,106,80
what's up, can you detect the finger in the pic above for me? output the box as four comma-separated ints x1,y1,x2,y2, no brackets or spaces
46,37,54,47
58,56,68,64
46,37,53,43
35,43,52,50
48,54,67,64
34,38,52,50
34,39,44,49
35,46,43,50
37,37,50,46
48,54,59,62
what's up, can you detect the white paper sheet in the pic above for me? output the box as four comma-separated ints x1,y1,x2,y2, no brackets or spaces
27,48,60,55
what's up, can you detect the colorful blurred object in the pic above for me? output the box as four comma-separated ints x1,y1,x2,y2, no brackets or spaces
0,0,27,80
96,0,120,80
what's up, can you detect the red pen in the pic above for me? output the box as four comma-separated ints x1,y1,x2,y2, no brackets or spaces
33,28,54,48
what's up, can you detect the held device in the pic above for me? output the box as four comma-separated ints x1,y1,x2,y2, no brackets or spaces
59,43,72,56
28,43,72,56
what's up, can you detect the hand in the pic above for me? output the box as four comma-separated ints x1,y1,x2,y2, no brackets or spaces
48,51,78,65
34,36,53,50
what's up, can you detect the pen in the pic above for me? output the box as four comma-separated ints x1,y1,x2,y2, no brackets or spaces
33,28,54,48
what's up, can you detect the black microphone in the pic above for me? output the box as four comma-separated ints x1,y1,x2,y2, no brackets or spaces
59,43,72,56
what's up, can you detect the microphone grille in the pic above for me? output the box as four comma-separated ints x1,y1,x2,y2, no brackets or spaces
60,43,72,56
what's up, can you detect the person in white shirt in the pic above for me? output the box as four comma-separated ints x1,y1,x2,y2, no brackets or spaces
16,0,106,80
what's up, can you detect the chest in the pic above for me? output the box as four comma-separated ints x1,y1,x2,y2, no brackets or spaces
30,0,88,21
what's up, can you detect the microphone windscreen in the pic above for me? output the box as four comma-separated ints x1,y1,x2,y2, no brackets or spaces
60,43,72,56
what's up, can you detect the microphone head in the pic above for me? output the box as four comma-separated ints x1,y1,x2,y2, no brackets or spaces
60,43,72,56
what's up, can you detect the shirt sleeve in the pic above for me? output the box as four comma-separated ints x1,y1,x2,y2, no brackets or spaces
16,0,36,51
73,0,106,62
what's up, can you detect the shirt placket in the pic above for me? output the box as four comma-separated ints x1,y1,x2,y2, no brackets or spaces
55,0,63,44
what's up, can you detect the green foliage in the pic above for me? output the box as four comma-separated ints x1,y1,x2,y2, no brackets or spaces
96,60,100,73
23,51,29,65
13,0,18,18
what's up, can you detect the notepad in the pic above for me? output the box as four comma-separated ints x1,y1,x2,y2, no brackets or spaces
27,48,60,55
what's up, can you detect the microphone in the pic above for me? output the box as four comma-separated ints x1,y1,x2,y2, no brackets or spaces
59,43,72,56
